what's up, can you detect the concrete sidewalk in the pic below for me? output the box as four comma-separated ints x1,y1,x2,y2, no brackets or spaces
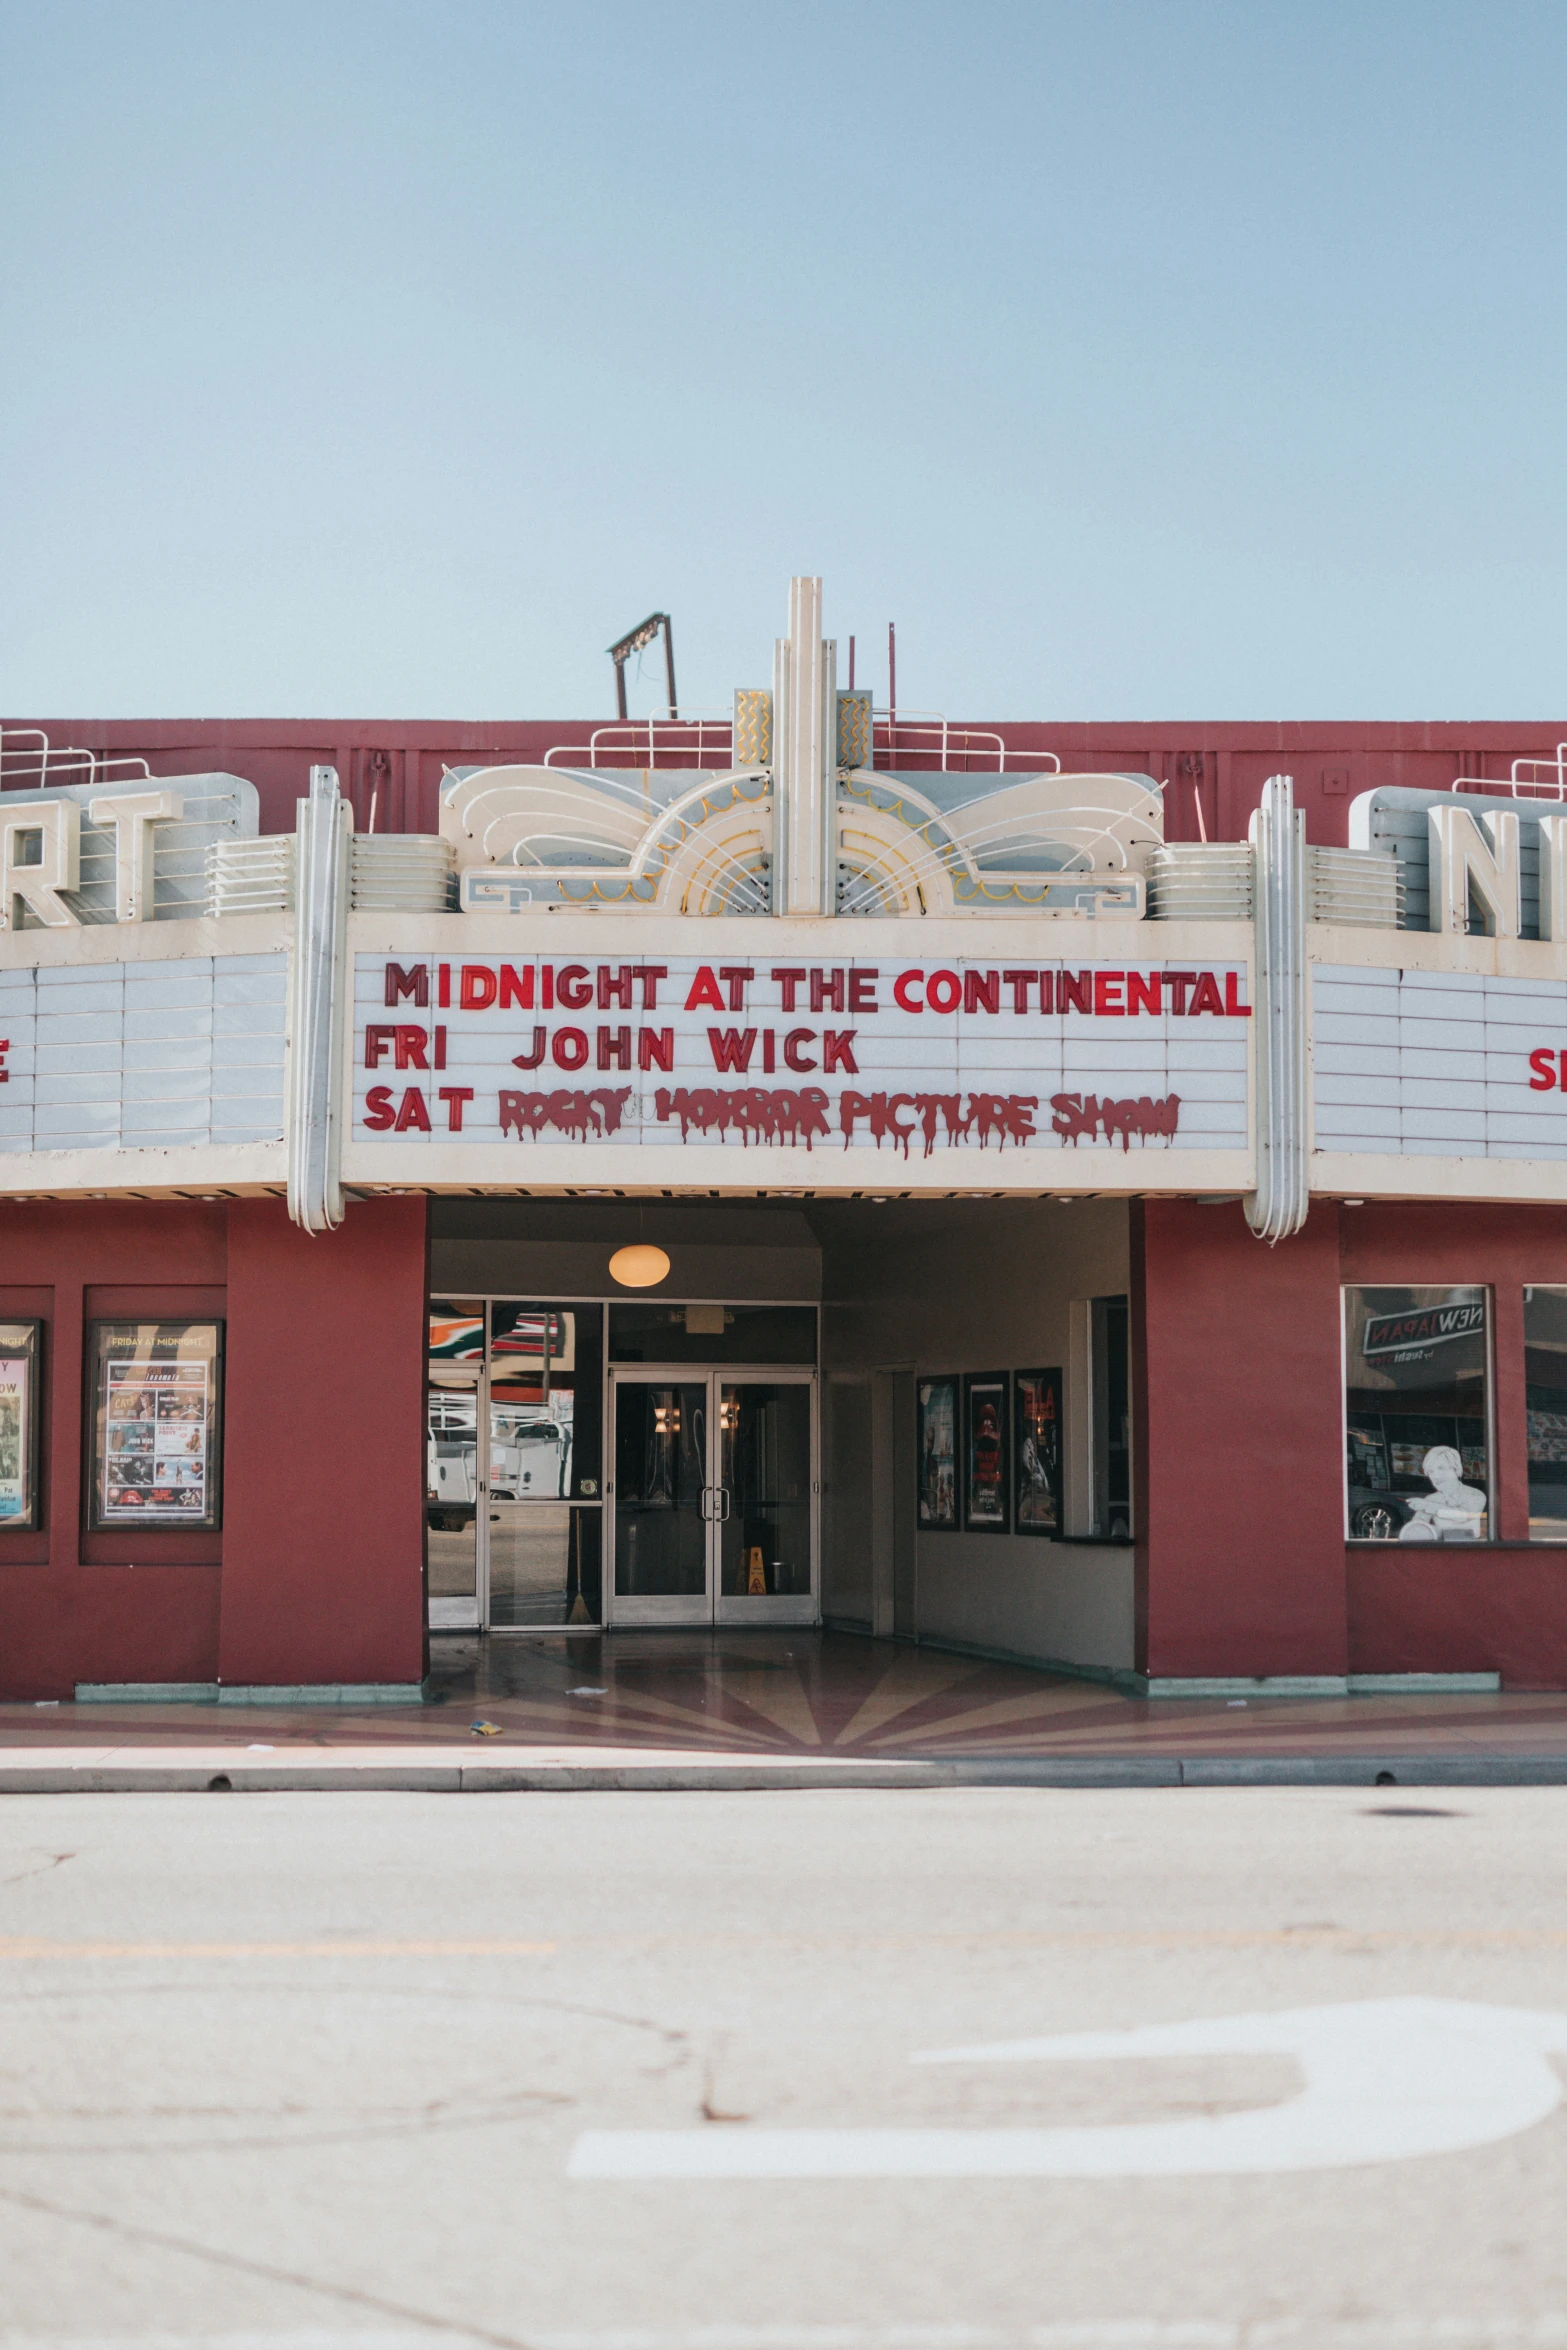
6,1630,1567,1788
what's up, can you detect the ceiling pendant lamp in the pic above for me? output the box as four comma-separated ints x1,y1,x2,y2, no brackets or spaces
608,1243,671,1288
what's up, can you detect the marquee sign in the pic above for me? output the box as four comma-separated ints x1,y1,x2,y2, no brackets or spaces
350,953,1252,1163
1313,962,1567,1169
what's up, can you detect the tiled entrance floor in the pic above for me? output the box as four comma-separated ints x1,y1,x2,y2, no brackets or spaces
6,1631,1567,1761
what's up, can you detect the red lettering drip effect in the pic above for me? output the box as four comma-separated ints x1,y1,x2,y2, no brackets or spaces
837,1091,1038,1157
654,1086,832,1148
499,1087,631,1142
1051,1093,1182,1148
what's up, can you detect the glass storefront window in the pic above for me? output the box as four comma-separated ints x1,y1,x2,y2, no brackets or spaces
489,1504,602,1627
88,1321,223,1531
0,1322,41,1531
1524,1287,1567,1541
1344,1286,1490,1542
489,1303,603,1499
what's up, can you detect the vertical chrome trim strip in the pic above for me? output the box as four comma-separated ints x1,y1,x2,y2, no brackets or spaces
286,763,350,1233
1246,772,1309,1242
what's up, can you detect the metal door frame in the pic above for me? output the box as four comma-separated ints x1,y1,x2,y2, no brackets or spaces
606,1365,819,1628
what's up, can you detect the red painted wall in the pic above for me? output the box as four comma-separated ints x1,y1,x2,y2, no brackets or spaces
1133,1200,1348,1677
0,1195,428,1699
219,1197,428,1689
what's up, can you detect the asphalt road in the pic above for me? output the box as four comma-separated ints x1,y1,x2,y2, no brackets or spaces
3,1786,1567,2349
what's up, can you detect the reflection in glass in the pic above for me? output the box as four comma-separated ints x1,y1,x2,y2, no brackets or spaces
489,1303,603,1497
1344,1286,1490,1541
428,1299,485,1361
489,1503,602,1625
426,1369,479,1608
719,1383,812,1597
1525,1287,1567,1540
614,1382,708,1595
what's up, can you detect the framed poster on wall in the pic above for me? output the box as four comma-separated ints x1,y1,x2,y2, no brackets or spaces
916,1375,957,1530
0,1322,42,1531
963,1373,1010,1533
87,1321,224,1532
1014,1368,1062,1536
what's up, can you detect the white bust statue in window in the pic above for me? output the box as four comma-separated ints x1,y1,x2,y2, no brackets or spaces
1398,1444,1486,1541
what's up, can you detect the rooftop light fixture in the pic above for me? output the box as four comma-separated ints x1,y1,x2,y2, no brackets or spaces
607,612,677,722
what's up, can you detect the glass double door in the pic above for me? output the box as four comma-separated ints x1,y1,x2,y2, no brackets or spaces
608,1369,817,1625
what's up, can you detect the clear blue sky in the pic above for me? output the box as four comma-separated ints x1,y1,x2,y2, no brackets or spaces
4,0,1565,722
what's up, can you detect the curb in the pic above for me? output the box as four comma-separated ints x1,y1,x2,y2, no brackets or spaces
2,1752,1567,1792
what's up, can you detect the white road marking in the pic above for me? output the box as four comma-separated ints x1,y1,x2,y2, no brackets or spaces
567,1996,1567,2179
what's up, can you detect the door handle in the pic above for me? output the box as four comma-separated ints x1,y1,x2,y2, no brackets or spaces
718,1486,732,1522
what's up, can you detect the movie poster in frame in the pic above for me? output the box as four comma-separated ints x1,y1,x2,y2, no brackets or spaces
88,1321,224,1532
0,1322,42,1532
963,1372,1010,1533
1014,1367,1062,1536
916,1375,957,1531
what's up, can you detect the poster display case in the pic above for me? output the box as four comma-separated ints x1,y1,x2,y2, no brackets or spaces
1343,1286,1490,1542
963,1372,1010,1533
1013,1368,1062,1536
916,1375,957,1531
0,1322,41,1531
87,1321,223,1531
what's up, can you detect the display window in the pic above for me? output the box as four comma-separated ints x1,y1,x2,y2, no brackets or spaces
0,1322,42,1532
1343,1286,1490,1542
1524,1287,1567,1541
1013,1369,1062,1536
963,1373,1010,1533
88,1321,223,1531
916,1375,957,1531
488,1302,603,1501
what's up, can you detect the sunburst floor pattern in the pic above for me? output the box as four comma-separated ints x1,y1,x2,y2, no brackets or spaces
428,1631,1567,1759
5,1630,1567,1758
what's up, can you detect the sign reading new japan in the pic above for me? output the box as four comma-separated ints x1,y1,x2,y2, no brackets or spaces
352,955,1251,1159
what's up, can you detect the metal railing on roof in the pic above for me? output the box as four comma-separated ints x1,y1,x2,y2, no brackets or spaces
1451,745,1567,800
870,713,1061,774
539,707,1068,776
0,724,156,790
542,713,737,769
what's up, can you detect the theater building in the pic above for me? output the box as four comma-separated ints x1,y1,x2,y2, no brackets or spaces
5,576,1567,1702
